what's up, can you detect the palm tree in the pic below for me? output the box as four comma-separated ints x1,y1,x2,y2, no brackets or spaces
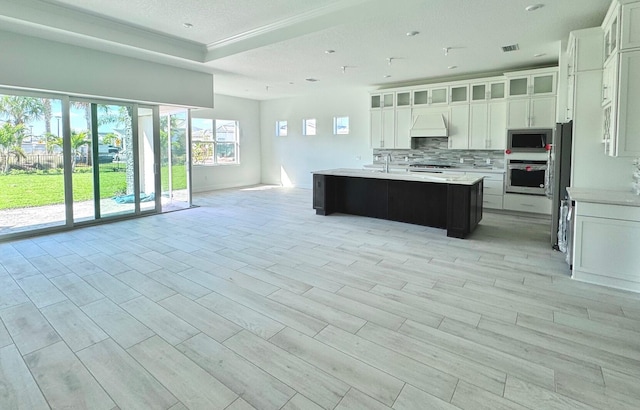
0,95,45,127
53,131,88,172
0,122,25,173
42,98,52,135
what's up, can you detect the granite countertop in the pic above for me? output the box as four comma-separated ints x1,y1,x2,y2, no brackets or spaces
567,187,640,207
313,168,484,185
363,164,506,174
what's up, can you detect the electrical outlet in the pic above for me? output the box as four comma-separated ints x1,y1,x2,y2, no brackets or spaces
486,158,491,165
459,158,464,164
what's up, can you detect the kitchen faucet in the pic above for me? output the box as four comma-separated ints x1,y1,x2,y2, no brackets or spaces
383,153,391,173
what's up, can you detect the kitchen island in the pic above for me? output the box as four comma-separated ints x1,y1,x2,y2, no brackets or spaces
312,168,484,238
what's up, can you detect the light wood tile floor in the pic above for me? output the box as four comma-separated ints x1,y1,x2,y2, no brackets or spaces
1,185,640,410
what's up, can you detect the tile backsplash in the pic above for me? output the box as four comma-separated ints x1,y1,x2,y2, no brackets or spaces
373,138,505,169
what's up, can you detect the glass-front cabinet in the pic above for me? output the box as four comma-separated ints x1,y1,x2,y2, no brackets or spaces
603,3,619,62
396,91,411,107
507,70,556,97
471,79,506,101
450,85,469,104
412,86,448,106
371,92,394,109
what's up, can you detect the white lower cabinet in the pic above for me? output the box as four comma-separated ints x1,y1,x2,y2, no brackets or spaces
503,193,552,214
572,201,640,292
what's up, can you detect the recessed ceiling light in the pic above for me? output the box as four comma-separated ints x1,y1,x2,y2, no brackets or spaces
525,4,544,12
534,53,546,57
305,78,319,82
406,31,420,37
324,50,335,54
289,82,294,85
448,65,458,69
383,75,391,78
182,22,193,28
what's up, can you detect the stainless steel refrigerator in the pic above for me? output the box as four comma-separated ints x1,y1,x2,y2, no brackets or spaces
549,121,573,249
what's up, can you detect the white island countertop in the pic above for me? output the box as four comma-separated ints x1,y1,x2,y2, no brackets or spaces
567,187,640,207
363,164,506,174
313,168,484,186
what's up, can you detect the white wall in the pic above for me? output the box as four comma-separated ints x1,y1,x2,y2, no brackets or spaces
260,89,372,189
191,94,262,192
0,30,213,108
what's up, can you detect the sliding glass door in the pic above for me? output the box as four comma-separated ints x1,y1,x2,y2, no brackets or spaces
160,107,190,211
0,90,186,240
0,92,67,234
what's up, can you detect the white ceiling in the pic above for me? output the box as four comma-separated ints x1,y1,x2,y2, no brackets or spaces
1,0,610,100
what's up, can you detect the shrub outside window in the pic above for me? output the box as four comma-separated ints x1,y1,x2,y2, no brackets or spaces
303,118,316,136
333,116,349,135
192,118,239,165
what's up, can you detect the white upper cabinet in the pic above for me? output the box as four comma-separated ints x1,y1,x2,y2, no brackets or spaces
396,91,411,107
469,101,506,150
505,67,557,129
601,0,640,157
394,108,412,149
603,3,620,62
412,86,448,106
506,68,557,98
603,1,640,62
448,105,470,149
370,108,395,148
621,2,640,50
470,80,506,102
371,92,394,109
450,85,469,104
507,96,556,129
611,50,640,156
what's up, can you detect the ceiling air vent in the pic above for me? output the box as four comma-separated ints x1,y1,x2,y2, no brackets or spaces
502,44,520,52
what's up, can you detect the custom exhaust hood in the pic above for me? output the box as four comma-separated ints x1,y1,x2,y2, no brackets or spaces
410,113,448,137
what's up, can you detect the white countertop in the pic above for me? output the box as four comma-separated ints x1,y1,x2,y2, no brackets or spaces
313,168,484,185
363,164,505,174
567,187,640,207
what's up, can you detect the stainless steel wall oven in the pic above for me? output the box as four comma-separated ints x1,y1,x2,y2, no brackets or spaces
507,128,552,152
506,159,548,195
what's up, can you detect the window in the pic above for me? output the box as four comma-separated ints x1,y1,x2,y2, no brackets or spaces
276,120,287,136
192,118,239,165
303,118,316,136
333,116,349,135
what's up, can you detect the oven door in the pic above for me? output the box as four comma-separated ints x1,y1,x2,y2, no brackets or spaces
506,160,547,195
507,129,551,152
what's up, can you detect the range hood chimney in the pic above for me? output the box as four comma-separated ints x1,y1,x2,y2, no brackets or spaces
410,113,448,137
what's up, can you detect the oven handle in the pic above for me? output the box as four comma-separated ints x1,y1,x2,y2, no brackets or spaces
508,164,548,171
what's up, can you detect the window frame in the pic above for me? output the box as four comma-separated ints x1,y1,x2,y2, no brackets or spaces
191,118,240,166
276,120,288,136
302,118,316,136
333,116,350,135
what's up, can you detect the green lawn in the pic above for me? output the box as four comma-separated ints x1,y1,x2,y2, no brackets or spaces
0,165,187,209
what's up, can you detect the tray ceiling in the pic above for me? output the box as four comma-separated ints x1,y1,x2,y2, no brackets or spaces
1,0,611,100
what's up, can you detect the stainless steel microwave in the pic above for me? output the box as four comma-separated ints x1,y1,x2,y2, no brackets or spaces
507,128,552,152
